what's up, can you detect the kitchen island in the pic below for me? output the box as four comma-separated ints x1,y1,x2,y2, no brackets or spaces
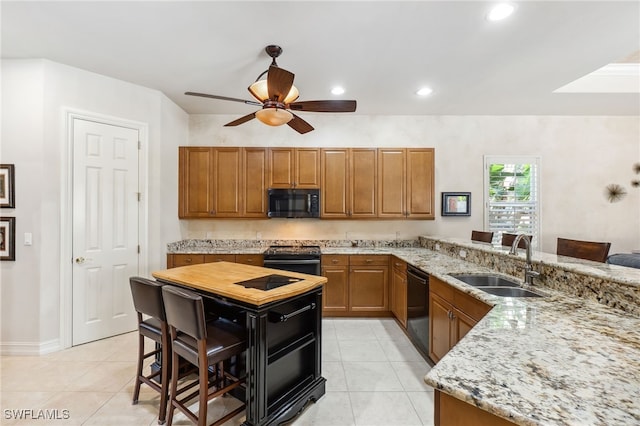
152,261,327,426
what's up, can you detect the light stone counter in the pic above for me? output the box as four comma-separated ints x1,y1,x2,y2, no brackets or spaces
167,238,640,425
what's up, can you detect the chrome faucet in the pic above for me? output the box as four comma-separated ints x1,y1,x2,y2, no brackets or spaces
509,234,541,285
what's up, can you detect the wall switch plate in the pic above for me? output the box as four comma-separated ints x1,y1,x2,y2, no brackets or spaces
256,232,262,240
435,243,440,251
24,232,33,246
459,249,467,258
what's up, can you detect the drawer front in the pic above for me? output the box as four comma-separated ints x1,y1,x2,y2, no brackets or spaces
204,254,236,263
391,256,407,272
322,254,349,266
429,276,454,301
235,254,264,266
171,254,205,267
349,255,389,266
453,289,492,322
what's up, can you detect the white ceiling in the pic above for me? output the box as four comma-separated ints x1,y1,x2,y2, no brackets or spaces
2,1,639,116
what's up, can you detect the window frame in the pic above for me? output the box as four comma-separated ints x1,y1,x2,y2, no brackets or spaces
483,155,541,248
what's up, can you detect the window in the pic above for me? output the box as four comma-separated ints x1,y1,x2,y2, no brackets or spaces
484,156,540,248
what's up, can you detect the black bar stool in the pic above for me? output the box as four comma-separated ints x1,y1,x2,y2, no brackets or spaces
161,285,246,426
129,276,171,425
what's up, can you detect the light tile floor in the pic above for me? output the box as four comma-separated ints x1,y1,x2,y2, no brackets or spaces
1,318,434,425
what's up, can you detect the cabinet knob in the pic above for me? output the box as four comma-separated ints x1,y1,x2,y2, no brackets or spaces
332,259,339,264
365,259,373,264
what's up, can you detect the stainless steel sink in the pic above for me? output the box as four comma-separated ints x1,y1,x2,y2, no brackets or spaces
476,287,543,298
449,274,520,288
448,274,544,298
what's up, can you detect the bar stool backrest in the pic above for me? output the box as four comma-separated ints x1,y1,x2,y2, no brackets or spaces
557,238,611,263
471,230,494,243
162,285,208,340
129,277,166,321
502,233,533,249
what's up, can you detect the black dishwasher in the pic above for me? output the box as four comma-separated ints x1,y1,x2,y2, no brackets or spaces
406,265,431,363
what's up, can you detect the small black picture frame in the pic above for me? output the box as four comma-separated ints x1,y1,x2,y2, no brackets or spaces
0,216,15,261
442,192,471,216
0,164,15,208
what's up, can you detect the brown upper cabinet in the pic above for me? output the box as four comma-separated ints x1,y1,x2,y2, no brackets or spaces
320,148,377,218
268,148,320,189
378,148,435,219
178,147,267,218
179,146,434,220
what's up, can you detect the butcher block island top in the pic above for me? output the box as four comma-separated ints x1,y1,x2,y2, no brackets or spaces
152,261,326,306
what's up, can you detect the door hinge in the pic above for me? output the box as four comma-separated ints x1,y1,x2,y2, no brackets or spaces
137,192,141,201
137,245,140,254
138,140,141,149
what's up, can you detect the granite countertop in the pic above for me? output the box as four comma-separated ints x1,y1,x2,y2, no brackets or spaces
388,248,640,426
167,238,640,425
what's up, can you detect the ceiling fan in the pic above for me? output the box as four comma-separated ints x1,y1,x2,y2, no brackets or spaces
185,45,357,134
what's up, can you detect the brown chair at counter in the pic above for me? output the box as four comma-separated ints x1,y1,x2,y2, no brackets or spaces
161,285,246,426
471,230,494,244
502,233,533,249
129,277,171,425
556,238,611,263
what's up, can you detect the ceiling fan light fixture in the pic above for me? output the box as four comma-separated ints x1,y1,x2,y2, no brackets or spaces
249,79,299,103
255,107,293,126
416,87,433,96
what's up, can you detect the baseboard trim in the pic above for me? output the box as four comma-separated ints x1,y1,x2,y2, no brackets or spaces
1,338,61,356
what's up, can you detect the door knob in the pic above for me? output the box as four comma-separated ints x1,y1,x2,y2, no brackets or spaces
75,257,91,264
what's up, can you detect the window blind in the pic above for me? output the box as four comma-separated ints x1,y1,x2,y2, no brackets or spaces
484,156,540,247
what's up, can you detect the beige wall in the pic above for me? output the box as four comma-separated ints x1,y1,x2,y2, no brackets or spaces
182,114,640,254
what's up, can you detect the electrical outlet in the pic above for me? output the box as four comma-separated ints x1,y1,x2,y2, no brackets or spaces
459,249,467,258
435,243,440,251
256,232,262,240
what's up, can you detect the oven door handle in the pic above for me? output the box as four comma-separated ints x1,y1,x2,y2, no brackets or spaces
263,259,321,265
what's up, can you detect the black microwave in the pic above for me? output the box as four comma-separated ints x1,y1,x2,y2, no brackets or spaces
267,189,320,218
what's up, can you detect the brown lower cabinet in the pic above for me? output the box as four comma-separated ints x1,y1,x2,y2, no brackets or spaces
390,256,408,328
435,391,517,426
166,253,264,269
321,254,390,316
429,276,492,364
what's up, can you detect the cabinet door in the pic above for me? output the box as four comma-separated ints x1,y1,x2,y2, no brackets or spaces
321,266,349,312
243,148,268,217
406,149,435,219
429,292,453,364
350,148,377,217
295,148,320,188
349,266,389,312
212,148,242,217
452,308,477,346
268,148,295,188
321,149,349,218
391,266,407,328
178,147,214,218
378,149,406,217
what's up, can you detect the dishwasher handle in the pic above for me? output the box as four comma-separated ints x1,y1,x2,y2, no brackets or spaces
407,267,429,285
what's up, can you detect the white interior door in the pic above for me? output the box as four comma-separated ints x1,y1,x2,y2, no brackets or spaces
72,118,139,346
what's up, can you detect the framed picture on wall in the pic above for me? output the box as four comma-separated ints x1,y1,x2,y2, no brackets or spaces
441,192,471,216
0,164,15,208
0,217,15,261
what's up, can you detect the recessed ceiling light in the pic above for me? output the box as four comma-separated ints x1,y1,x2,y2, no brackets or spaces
416,87,433,96
331,86,345,95
486,3,515,21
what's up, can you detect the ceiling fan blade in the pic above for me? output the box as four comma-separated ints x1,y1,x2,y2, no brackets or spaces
287,114,314,134
288,100,357,113
224,112,256,127
185,92,262,106
267,66,295,102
